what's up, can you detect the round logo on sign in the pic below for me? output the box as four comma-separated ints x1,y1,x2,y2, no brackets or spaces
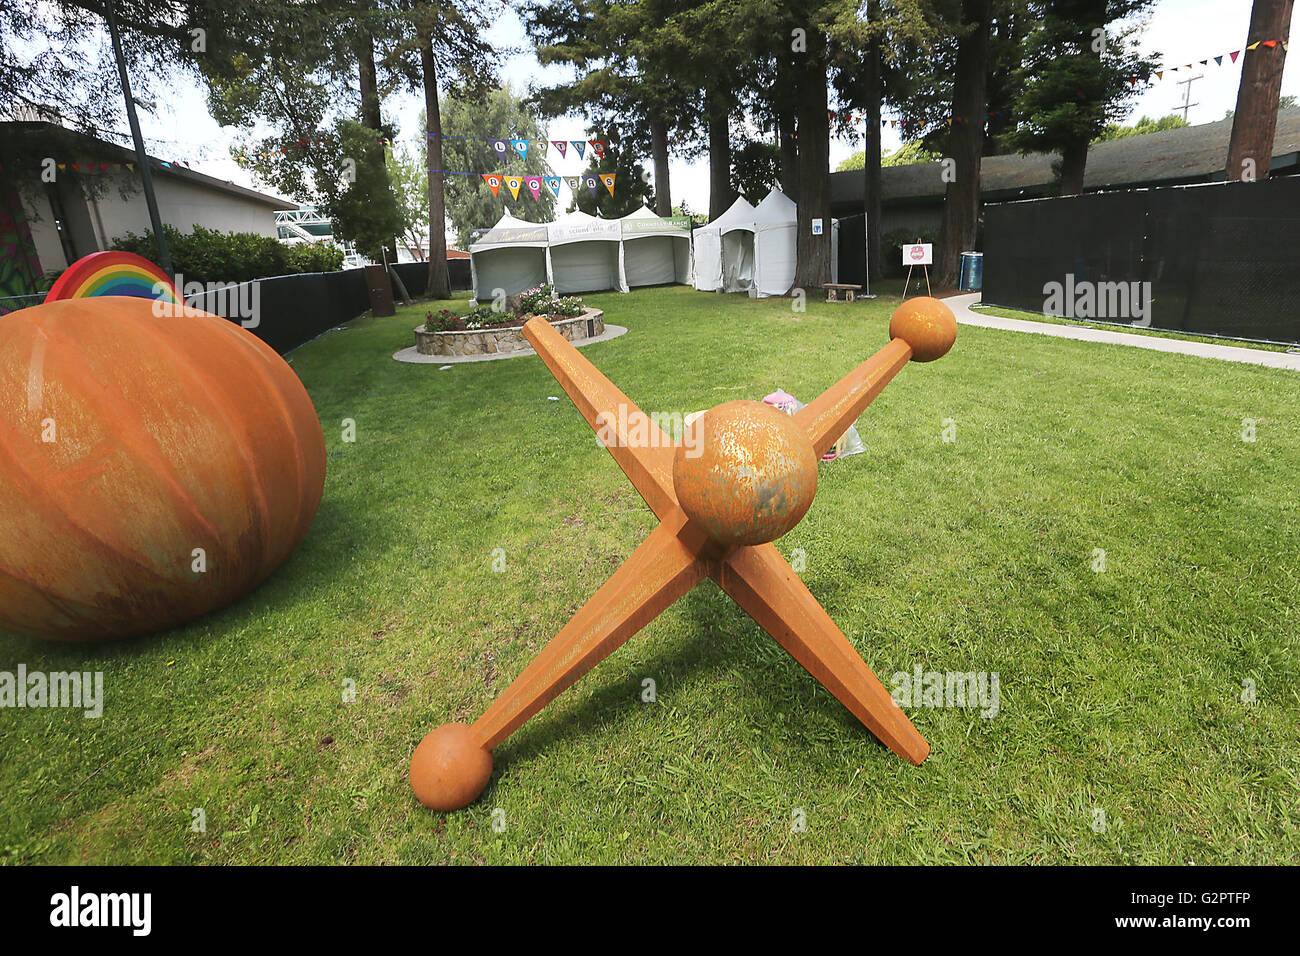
910,246,925,261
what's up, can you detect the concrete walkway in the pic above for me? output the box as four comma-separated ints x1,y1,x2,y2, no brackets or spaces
947,293,1300,371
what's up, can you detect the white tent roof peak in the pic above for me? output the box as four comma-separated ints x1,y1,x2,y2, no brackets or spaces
623,206,660,220
753,188,797,224
709,195,757,235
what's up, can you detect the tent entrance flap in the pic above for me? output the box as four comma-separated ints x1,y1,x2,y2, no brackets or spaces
472,246,548,299
550,241,621,293
624,235,691,287
721,230,754,293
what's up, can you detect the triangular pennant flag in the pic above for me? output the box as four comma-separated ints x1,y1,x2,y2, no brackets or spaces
1199,60,1208,66
584,175,599,198
504,176,523,200
490,139,509,159
57,163,66,170
564,176,581,192
572,141,586,159
600,174,616,196
543,176,561,199
1156,70,1164,80
589,139,606,158
1129,77,1137,86
510,138,529,160
525,176,543,201
535,140,548,153
1246,42,1260,51
1230,50,1240,62
1261,40,1278,49
551,140,567,158
1215,56,1223,65
482,173,502,197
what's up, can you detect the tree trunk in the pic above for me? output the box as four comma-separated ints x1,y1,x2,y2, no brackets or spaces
776,58,799,199
791,30,831,293
706,85,735,220
935,0,993,289
1226,0,1294,180
862,34,883,285
422,39,450,299
1058,136,1089,196
649,113,672,215
356,29,398,265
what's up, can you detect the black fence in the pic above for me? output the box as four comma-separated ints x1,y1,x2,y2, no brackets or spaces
983,177,1300,344
186,259,473,354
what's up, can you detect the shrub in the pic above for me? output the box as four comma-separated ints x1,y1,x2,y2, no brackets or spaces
285,241,345,274
517,284,584,318
424,309,457,333
111,225,341,287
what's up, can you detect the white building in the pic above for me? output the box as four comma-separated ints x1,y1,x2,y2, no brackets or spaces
3,122,296,278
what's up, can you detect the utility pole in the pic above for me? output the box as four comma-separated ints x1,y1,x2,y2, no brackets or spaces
1175,74,1203,122
104,0,172,276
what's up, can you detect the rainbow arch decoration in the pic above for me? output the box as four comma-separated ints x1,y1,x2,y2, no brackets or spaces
44,251,179,304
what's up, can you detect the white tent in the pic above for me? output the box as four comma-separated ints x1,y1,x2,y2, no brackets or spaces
469,209,549,301
619,207,693,287
545,210,628,294
750,188,798,298
691,196,756,293
692,189,840,297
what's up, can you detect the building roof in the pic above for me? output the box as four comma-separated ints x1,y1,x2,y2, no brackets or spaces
831,107,1300,209
1,121,297,210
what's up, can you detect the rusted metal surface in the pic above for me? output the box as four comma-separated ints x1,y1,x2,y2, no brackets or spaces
410,300,958,811
0,297,327,641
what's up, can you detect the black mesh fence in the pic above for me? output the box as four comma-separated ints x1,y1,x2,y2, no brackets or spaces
983,177,1300,344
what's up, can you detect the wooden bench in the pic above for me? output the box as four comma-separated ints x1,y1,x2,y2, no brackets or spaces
823,282,863,303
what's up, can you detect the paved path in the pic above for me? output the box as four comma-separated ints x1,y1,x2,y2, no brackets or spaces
947,293,1300,371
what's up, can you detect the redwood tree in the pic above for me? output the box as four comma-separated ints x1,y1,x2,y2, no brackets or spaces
935,0,993,289
1225,0,1295,180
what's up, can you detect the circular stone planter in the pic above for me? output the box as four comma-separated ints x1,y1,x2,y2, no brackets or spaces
415,308,605,357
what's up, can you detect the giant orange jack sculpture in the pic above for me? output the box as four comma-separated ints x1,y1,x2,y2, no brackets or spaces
410,297,959,811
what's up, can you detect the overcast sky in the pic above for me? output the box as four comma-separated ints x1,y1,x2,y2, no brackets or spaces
123,0,1298,218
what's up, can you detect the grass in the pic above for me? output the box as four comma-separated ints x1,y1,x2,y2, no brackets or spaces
2,285,1298,865
971,303,1297,353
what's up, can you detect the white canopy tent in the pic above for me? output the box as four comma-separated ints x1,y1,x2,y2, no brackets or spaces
691,189,839,297
691,196,756,293
619,207,693,287
750,188,798,298
469,209,550,302
545,210,628,294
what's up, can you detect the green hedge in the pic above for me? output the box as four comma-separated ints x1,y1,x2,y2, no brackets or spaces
111,225,343,287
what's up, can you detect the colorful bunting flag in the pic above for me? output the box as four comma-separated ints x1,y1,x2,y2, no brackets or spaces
600,173,616,196
1230,50,1241,62
572,141,586,159
543,176,562,199
584,175,598,198
564,175,582,192
551,140,567,158
1246,42,1260,51
525,176,543,201
482,173,502,197
589,139,607,158
1214,56,1223,65
490,139,508,159
504,175,523,200
509,138,529,160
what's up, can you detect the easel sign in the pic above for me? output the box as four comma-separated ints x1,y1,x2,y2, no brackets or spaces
902,241,933,298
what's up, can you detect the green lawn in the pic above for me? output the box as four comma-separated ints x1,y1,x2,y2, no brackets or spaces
2,285,1297,864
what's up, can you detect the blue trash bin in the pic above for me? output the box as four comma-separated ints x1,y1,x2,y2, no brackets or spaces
959,252,983,292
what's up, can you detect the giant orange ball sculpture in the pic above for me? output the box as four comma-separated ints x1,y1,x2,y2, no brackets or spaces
0,297,326,641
